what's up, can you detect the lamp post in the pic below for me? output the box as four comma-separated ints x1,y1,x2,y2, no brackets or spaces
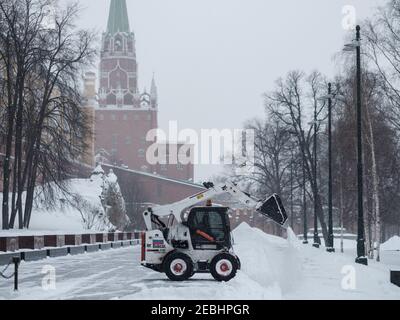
290,149,294,229
343,25,368,265
327,83,335,252
302,131,308,244
312,105,321,248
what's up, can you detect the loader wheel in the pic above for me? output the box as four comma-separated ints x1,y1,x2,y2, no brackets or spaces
164,252,193,281
210,253,238,282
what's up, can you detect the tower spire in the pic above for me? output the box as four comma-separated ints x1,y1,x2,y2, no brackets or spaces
151,73,158,100
107,0,130,34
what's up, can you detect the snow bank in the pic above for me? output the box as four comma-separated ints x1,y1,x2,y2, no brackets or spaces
0,166,129,234
381,236,400,251
233,223,302,294
124,223,399,300
30,177,110,232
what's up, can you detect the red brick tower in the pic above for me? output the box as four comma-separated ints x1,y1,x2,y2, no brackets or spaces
95,0,158,173
94,0,194,182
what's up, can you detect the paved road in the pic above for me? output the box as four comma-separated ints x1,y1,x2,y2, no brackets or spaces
0,246,167,299
0,239,398,300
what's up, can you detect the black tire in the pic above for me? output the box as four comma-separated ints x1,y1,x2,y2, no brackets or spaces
164,251,194,281
188,269,195,278
210,252,238,282
235,255,241,270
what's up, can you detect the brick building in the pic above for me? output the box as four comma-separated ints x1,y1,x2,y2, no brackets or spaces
93,0,194,182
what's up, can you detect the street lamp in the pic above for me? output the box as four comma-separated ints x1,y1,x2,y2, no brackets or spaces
311,107,321,248
343,25,368,265
290,149,294,229
301,130,308,244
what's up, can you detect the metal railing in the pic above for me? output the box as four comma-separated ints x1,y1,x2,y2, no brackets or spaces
0,257,20,291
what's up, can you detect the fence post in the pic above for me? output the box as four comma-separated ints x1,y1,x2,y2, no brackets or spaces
12,257,20,291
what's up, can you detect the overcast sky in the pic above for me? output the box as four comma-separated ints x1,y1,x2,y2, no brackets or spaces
73,0,385,182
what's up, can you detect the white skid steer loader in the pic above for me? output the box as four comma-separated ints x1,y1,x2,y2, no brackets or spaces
140,182,288,281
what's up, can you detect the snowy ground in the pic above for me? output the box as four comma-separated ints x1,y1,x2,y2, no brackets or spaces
0,223,399,300
0,167,129,234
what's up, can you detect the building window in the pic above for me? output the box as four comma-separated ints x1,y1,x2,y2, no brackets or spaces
146,114,151,121
111,113,116,121
177,163,184,171
125,136,132,145
134,114,140,121
99,114,104,121
138,149,145,157
160,164,167,171
123,114,128,121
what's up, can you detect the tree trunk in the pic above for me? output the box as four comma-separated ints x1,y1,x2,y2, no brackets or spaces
363,101,381,261
9,90,24,229
368,114,381,262
300,134,328,244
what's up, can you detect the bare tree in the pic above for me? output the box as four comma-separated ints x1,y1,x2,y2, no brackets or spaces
0,0,96,229
364,0,400,131
333,67,400,258
266,70,329,244
237,118,300,234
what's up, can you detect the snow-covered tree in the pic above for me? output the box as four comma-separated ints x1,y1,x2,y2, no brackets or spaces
101,169,130,231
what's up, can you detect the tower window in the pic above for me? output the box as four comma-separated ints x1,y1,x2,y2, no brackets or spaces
114,37,123,52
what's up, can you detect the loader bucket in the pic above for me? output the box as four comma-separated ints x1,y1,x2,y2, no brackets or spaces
256,194,288,226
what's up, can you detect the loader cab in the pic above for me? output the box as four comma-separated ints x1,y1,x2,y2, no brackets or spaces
184,207,232,250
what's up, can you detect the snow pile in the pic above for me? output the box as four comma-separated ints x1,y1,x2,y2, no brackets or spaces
286,226,301,249
24,178,108,233
381,236,400,251
121,222,399,300
232,223,302,294
122,223,306,300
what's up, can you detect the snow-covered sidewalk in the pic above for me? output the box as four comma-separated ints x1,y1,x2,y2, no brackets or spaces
0,223,399,300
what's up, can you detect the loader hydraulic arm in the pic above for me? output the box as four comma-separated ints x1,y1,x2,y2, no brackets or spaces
143,182,288,231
